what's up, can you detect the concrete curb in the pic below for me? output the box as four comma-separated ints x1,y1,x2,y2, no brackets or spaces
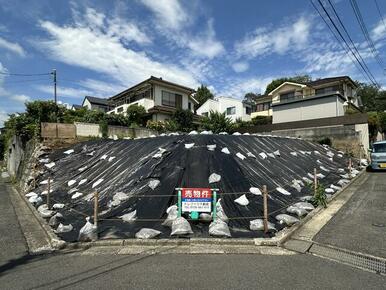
10,169,366,254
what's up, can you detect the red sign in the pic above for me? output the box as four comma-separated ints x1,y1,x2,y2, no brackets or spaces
181,188,212,212
182,188,212,199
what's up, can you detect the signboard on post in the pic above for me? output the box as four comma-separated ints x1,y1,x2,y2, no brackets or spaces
181,188,212,213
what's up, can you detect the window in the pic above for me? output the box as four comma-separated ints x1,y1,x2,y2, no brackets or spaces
188,102,191,110
373,143,386,153
279,91,295,102
162,91,182,108
245,106,252,115
256,102,271,112
315,85,341,95
226,106,236,115
202,112,209,117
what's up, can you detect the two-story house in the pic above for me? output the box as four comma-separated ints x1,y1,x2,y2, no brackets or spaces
246,94,272,118
107,76,198,121
82,96,113,112
196,96,253,122
269,76,361,124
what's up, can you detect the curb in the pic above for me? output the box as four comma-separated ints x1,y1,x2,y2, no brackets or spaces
11,169,366,253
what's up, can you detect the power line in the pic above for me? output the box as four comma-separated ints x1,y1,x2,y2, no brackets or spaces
349,0,385,71
311,0,380,87
374,0,386,32
0,71,51,76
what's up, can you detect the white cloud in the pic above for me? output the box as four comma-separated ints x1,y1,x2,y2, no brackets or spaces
0,37,26,57
0,110,8,126
10,94,30,103
235,17,310,58
217,77,273,98
231,61,249,73
37,15,199,89
78,79,126,96
36,84,95,99
372,18,386,41
140,0,188,31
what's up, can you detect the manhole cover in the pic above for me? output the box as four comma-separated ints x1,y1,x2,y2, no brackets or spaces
372,223,385,228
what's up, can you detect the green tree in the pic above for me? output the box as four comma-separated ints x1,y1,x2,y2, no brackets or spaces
200,111,233,133
378,112,386,136
367,112,380,142
172,109,194,132
126,105,147,126
195,85,214,109
356,82,386,112
264,75,312,94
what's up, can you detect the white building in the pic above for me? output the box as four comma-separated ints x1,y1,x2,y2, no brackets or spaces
196,96,252,122
108,76,198,121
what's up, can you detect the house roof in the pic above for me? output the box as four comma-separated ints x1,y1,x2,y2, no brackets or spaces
268,82,306,95
83,96,110,106
71,104,83,109
305,76,357,88
110,76,196,101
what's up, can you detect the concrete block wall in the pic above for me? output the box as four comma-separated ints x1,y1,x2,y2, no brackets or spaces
75,122,101,137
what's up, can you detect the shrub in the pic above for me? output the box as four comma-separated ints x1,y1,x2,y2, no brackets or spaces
146,120,165,132
172,109,194,132
200,111,233,133
164,120,179,132
251,116,272,125
318,137,332,147
127,105,147,126
311,183,327,208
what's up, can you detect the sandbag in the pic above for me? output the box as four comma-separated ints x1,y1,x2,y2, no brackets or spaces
249,187,262,195
276,187,291,196
221,147,230,154
170,217,193,236
78,217,98,242
209,220,231,237
148,179,160,190
287,205,308,217
162,205,178,228
49,212,63,227
275,214,299,226
207,144,216,151
249,219,276,231
234,194,249,206
55,223,73,233
120,210,137,223
37,204,55,218
209,173,221,183
216,200,228,222
293,202,315,211
135,228,161,239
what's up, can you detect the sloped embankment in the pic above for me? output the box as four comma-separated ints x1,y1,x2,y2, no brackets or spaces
29,134,359,241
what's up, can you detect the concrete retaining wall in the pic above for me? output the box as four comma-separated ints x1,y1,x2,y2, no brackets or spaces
75,122,101,137
41,123,76,139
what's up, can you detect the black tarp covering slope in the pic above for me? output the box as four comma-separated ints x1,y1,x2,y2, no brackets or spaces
33,135,358,241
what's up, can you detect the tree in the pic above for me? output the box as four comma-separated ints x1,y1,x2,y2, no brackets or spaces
200,111,233,133
172,109,194,132
264,75,312,94
126,105,147,126
195,85,214,109
367,112,379,142
378,112,386,136
356,82,386,112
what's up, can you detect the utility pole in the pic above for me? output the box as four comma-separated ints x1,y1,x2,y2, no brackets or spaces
52,69,57,104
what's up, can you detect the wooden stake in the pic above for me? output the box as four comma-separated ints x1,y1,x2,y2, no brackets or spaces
313,168,317,198
94,191,99,227
47,177,51,209
263,185,268,234
349,158,352,176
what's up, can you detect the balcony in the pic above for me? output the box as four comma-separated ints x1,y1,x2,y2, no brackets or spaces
273,90,345,105
108,98,155,115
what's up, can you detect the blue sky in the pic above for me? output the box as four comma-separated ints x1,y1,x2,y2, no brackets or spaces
1,0,386,125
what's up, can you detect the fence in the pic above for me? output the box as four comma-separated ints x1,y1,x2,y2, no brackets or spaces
41,123,76,139
75,122,101,137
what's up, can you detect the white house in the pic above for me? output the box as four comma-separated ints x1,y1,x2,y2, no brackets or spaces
270,76,361,124
107,76,198,121
196,96,252,122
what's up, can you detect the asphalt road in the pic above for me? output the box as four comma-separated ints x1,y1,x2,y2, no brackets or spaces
314,171,386,258
0,175,385,289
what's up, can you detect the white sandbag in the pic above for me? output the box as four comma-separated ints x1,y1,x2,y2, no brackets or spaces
45,162,55,169
232,132,241,135
216,200,228,222
326,151,334,158
120,210,137,223
209,220,231,237
317,159,322,164
275,214,299,226
39,158,50,164
135,228,161,239
273,150,280,157
221,147,230,154
29,195,43,205
276,187,291,195
236,152,246,160
108,156,116,162
325,188,335,193
67,180,76,187
92,179,104,188
185,143,195,149
316,173,325,179
267,153,275,158
78,166,87,172
162,205,178,228
247,152,256,158
302,177,313,184
337,179,350,186
320,166,330,172
153,152,163,159
52,203,65,209
188,130,198,135
314,151,321,155
219,132,228,135
290,152,297,157
55,223,73,233
330,184,341,190
243,132,250,135
158,148,167,154
199,213,212,222
78,217,97,241
170,217,193,236
201,130,213,135
337,168,345,173
249,187,262,195
299,195,313,202
306,151,312,155
64,149,74,155
68,188,78,194
78,179,87,186
293,202,315,211
287,205,308,217
113,192,129,202
48,212,63,227
249,219,276,231
100,154,108,160
307,173,315,179
86,151,94,156
207,144,216,151
209,173,221,183
71,192,83,199
340,174,350,179
337,154,343,158
259,152,268,159
37,204,55,218
148,179,160,190
234,194,249,206
41,189,53,196
25,192,37,198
